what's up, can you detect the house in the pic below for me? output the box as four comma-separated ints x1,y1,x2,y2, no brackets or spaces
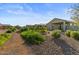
46,18,77,31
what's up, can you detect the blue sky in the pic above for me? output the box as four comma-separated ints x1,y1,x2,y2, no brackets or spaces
0,3,74,26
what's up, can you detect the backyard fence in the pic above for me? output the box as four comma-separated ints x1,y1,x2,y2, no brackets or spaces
66,25,79,31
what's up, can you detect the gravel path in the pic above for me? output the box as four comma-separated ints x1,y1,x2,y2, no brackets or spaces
53,38,79,55
60,33,79,55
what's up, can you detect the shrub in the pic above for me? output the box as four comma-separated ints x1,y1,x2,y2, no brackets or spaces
10,27,16,32
6,29,12,33
20,27,28,32
1,33,10,38
65,30,72,37
0,33,11,46
21,31,45,45
39,30,47,35
6,27,16,33
20,25,48,33
15,25,21,29
70,31,79,40
52,30,61,39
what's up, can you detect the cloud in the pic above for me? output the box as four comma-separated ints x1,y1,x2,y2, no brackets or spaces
7,9,26,15
6,4,33,15
2,4,56,25
0,4,33,15
64,8,72,15
0,3,71,25
1,8,54,25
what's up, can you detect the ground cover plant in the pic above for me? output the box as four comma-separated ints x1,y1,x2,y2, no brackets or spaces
52,30,61,39
65,30,72,37
70,31,79,40
65,30,79,40
20,25,48,34
21,30,45,45
6,26,16,33
0,33,11,46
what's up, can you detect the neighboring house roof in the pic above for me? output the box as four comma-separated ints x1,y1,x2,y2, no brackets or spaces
46,18,74,25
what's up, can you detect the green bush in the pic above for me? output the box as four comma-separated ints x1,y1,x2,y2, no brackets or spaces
65,30,72,37
0,33,11,46
20,25,48,33
39,30,47,35
21,31,45,45
6,27,16,33
6,29,12,33
52,30,61,39
10,27,16,32
65,30,79,40
70,31,79,40
20,27,28,32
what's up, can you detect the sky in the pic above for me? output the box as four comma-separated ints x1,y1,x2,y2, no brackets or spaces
0,3,74,26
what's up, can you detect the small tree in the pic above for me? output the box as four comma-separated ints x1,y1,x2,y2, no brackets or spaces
70,4,79,25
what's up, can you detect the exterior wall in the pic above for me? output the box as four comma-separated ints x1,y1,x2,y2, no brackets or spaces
63,22,66,31
52,24,60,30
47,23,64,31
47,23,53,31
52,23,63,30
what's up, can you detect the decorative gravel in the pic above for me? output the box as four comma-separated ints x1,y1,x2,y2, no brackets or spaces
29,34,63,55
29,32,79,55
0,32,79,55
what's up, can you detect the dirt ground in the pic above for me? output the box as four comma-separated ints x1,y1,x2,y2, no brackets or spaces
0,33,32,55
0,29,7,34
0,31,79,55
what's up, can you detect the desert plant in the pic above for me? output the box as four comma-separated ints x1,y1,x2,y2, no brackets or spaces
70,31,79,40
10,27,16,32
65,30,72,37
0,33,11,46
15,25,21,29
52,30,61,39
39,30,47,35
6,27,16,33
21,31,45,45
6,29,12,33
20,25,48,33
20,26,29,32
